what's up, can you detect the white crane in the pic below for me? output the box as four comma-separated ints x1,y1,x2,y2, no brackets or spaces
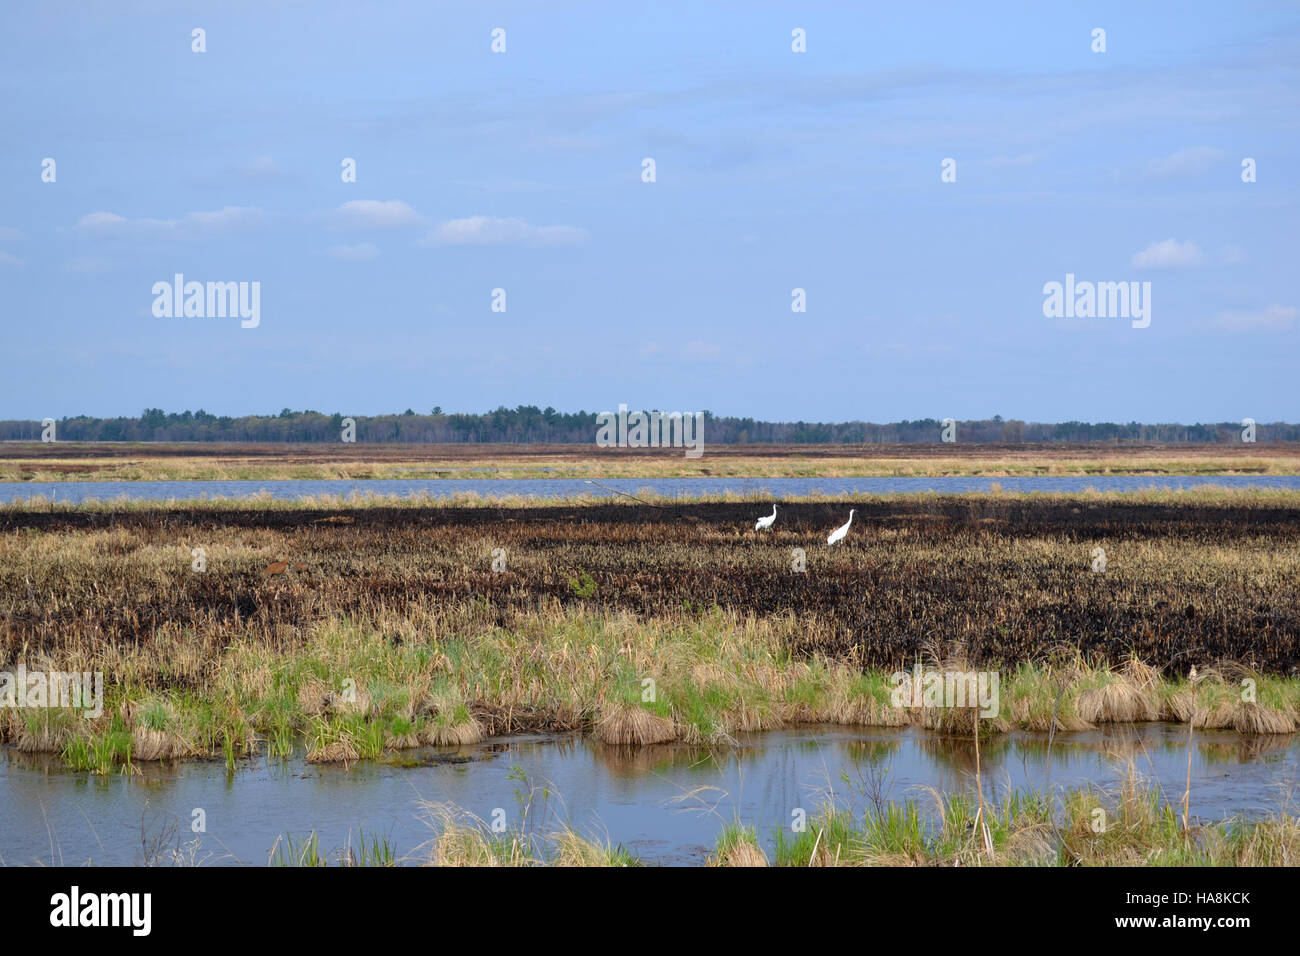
827,509,855,546
755,504,777,531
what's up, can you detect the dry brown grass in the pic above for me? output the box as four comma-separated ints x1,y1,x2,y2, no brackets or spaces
306,739,360,764
596,704,677,745
1076,665,1160,724
1163,665,1299,733
713,841,769,867
10,716,71,753
6,439,1300,481
423,718,485,747
131,727,181,761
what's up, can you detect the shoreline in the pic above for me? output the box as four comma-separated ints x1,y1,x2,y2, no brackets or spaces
4,440,1300,482
5,634,1298,773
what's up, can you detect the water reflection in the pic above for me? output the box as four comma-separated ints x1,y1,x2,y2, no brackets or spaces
2,724,1295,866
5,474,1300,504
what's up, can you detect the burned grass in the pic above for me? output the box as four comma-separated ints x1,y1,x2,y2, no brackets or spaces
1,491,1298,769
4,492,1298,671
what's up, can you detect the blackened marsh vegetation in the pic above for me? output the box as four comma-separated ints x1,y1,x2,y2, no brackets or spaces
3,490,1298,673
2,489,1299,770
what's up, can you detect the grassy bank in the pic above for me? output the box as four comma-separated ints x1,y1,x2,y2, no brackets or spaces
4,608,1299,772
4,440,1299,481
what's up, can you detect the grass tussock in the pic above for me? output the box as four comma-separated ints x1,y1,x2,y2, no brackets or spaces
415,787,638,867
597,703,677,746
708,824,770,867
1161,665,1299,734
1076,659,1161,724
3,607,1298,773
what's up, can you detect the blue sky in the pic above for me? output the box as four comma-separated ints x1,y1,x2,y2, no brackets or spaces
1,1,1297,423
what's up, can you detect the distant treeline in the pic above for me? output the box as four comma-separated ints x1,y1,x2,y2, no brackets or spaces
0,407,1294,444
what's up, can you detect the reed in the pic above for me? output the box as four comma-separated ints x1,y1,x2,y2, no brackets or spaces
709,768,1300,867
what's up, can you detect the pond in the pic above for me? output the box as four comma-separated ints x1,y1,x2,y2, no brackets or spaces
2,725,1295,866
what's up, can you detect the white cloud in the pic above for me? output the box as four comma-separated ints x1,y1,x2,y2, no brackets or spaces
238,155,283,179
1213,304,1297,332
0,250,23,267
75,211,127,231
1147,146,1224,179
73,206,263,240
1131,238,1204,270
422,216,587,246
332,200,423,229
323,242,380,261
0,226,24,242
186,207,262,230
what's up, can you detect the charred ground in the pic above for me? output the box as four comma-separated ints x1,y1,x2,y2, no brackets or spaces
4,494,1297,674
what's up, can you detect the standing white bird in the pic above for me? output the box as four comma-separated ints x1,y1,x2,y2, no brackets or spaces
827,509,855,546
755,504,777,531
